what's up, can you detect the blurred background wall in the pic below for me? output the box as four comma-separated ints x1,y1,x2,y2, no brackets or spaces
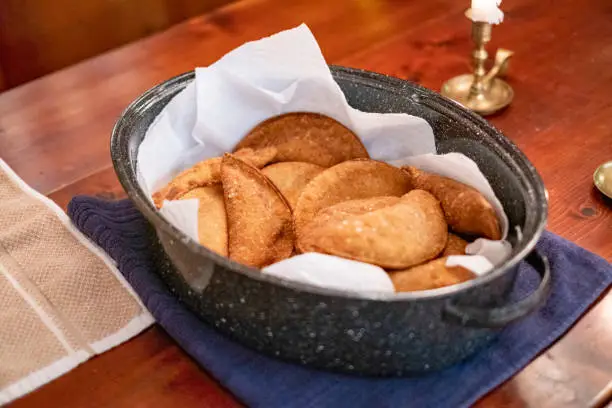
0,0,235,92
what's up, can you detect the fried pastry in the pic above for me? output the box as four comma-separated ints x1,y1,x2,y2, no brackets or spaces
179,186,227,256
389,257,475,292
221,153,294,268
442,233,469,256
402,166,501,240
234,112,369,167
152,147,277,208
294,159,412,232
298,190,447,269
311,196,400,216
261,162,324,209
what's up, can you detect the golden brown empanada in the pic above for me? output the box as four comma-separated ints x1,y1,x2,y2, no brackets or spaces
442,233,469,256
309,196,401,216
180,186,227,256
152,147,277,208
261,162,324,210
234,112,369,167
402,166,501,240
294,159,412,233
297,190,447,269
221,153,294,268
389,258,475,292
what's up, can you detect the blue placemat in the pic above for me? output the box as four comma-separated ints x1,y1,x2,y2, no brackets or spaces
67,197,612,408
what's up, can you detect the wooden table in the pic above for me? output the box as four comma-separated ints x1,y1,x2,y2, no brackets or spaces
2,0,611,406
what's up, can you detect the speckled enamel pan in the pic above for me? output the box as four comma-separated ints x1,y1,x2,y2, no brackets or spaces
111,66,549,376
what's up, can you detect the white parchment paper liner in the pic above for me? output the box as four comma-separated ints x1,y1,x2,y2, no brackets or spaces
136,24,510,295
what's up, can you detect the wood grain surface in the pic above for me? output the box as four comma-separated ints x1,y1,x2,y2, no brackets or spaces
2,0,611,407
0,0,235,90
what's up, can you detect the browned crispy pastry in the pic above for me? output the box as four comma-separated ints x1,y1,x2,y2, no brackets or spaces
402,166,501,240
221,153,294,268
442,233,469,256
297,190,447,269
389,257,476,292
261,162,324,210
312,196,401,216
179,186,227,256
294,159,412,233
234,112,369,167
152,147,277,208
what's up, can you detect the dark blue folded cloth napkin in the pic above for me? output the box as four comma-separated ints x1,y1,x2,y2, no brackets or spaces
67,197,612,408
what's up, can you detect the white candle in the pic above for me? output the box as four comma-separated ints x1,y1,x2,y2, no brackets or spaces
471,0,504,24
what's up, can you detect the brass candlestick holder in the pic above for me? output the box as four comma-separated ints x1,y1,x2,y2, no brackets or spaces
441,9,514,116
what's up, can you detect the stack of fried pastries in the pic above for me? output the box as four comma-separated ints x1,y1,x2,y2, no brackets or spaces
152,112,502,292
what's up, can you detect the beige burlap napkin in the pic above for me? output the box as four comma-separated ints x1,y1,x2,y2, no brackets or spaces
0,159,154,404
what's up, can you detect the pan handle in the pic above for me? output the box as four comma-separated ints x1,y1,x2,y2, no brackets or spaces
442,250,551,328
